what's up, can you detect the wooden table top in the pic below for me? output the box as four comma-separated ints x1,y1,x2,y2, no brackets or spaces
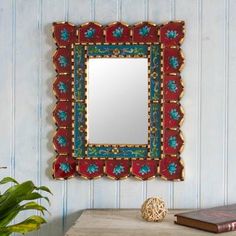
65,209,236,236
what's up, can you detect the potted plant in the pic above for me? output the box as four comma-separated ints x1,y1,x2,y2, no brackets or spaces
0,177,51,235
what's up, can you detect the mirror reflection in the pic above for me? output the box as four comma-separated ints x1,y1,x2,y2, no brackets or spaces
87,58,148,145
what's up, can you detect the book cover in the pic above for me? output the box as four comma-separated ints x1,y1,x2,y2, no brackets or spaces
175,204,236,233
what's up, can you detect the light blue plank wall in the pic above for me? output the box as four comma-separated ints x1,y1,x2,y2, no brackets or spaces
0,0,235,235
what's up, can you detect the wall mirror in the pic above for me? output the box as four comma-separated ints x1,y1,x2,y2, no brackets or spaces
52,21,185,181
87,58,148,145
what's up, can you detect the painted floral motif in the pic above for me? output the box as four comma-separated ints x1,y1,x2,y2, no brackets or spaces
139,26,150,37
74,102,85,157
113,164,125,175
169,109,180,121
87,164,99,174
88,45,147,57
166,30,178,39
167,80,177,93
112,27,124,38
85,27,96,38
57,110,67,121
168,136,178,149
87,146,147,158
58,55,68,68
168,162,177,175
59,162,71,173
60,28,69,41
57,136,67,147
169,56,179,69
111,148,119,155
52,21,185,181
57,82,67,93
139,165,151,175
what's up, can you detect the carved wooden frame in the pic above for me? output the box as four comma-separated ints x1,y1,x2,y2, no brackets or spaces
52,21,185,181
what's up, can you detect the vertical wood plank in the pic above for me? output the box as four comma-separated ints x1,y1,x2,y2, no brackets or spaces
95,0,118,24
200,0,225,208
121,0,145,23
0,0,13,180
120,178,144,208
148,0,171,23
146,179,171,208
146,0,172,208
93,178,117,208
65,0,92,232
68,0,91,23
173,0,199,209
37,0,66,235
222,0,229,206
14,0,39,181
14,5,40,232
227,0,236,204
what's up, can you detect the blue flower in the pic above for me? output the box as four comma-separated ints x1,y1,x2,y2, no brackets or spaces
85,27,96,38
139,26,150,37
113,164,125,175
168,136,178,149
58,82,67,93
58,55,68,68
87,164,99,174
169,56,179,69
167,80,177,93
168,162,177,175
139,165,151,175
166,30,178,39
169,109,180,121
59,162,71,173
57,110,67,121
60,28,69,41
57,136,67,147
112,27,124,38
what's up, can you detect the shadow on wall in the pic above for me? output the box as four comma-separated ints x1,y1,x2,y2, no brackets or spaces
44,23,58,180
64,211,84,234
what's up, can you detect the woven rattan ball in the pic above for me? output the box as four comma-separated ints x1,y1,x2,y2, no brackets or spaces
141,197,167,222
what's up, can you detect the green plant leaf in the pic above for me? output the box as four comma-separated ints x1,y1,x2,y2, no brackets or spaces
0,181,35,212
0,177,51,234
20,201,47,214
0,202,47,227
0,177,19,185
0,215,46,234
35,186,52,194
19,192,50,204
0,208,19,227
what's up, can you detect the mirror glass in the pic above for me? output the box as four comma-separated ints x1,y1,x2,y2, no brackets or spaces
87,58,148,144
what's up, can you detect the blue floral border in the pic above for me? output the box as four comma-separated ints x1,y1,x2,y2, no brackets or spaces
149,45,162,158
74,102,85,157
73,44,162,159
87,146,147,158
74,45,85,100
87,45,148,57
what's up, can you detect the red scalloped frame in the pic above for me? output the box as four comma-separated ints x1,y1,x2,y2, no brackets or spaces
52,21,185,181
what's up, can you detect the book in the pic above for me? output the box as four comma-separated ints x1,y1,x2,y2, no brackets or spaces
175,204,236,233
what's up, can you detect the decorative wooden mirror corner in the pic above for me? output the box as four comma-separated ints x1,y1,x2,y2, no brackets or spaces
52,21,185,181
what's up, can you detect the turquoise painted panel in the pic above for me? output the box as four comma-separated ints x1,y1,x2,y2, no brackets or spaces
150,103,161,158
150,45,161,101
74,43,151,159
74,102,85,157
87,146,148,158
74,45,85,100
87,45,148,57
